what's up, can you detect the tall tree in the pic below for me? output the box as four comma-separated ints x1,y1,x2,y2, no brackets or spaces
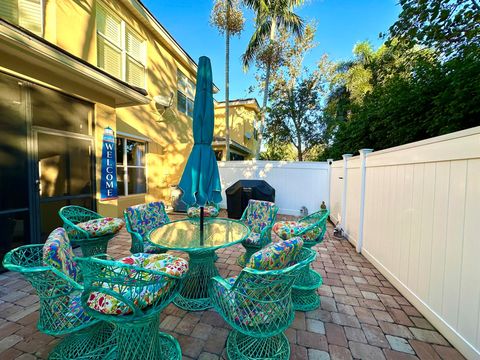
242,0,305,159
261,23,331,161
211,0,245,160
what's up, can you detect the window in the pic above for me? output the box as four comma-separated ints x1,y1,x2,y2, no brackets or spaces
177,70,195,117
96,3,146,88
116,137,147,196
0,0,43,36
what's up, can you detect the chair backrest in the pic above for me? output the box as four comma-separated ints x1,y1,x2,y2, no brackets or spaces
59,206,102,240
214,238,306,335
242,200,278,233
124,201,170,237
299,209,329,243
76,253,186,321
2,230,92,335
43,227,78,281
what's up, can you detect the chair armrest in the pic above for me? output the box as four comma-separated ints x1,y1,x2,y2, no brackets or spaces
211,276,233,291
260,225,273,243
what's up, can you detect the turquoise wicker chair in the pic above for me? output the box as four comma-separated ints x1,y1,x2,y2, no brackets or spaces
76,252,188,360
2,228,115,360
211,237,306,360
59,206,124,257
187,203,220,218
273,209,329,311
124,201,170,254
237,200,279,266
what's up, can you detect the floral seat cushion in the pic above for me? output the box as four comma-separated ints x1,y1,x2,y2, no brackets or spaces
248,237,304,271
187,205,219,218
273,221,321,242
125,202,170,237
74,217,125,238
242,232,262,246
86,253,188,315
43,227,78,281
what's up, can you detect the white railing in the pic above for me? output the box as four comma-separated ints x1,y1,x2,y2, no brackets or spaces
218,160,330,216
330,126,480,360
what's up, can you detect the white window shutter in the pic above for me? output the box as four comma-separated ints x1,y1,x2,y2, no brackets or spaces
0,1,19,24
18,0,43,36
96,4,121,47
126,29,145,64
126,58,145,88
98,37,122,78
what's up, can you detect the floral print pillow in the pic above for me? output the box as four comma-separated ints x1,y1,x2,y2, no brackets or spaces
247,237,303,271
43,227,78,281
244,200,277,233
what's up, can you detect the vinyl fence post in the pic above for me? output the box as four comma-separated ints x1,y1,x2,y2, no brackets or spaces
341,154,352,236
357,149,373,253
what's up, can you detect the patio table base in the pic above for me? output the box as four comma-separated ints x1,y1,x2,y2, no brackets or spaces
173,250,218,311
226,331,290,360
48,321,116,360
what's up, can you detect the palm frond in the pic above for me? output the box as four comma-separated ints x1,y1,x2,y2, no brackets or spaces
242,21,271,70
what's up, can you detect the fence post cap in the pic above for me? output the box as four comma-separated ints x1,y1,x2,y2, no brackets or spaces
359,149,374,155
342,154,353,159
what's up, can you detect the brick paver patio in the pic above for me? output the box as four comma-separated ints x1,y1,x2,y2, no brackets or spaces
0,212,465,360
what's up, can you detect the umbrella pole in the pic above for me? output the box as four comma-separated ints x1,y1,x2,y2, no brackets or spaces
200,206,204,246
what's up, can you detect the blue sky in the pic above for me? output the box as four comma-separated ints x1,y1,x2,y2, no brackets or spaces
142,0,401,101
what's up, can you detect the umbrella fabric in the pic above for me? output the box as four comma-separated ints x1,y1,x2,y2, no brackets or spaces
179,56,222,207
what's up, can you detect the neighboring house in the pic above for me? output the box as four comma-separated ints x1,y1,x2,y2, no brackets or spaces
213,98,260,160
0,0,216,253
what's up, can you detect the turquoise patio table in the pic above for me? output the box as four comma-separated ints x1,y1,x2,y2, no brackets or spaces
147,218,249,311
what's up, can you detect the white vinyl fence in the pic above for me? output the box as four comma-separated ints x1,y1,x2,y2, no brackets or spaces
330,127,480,360
218,160,330,216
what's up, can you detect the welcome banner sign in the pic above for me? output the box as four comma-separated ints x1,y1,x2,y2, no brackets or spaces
100,127,118,200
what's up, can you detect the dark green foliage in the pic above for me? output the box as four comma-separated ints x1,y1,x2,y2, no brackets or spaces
321,0,480,160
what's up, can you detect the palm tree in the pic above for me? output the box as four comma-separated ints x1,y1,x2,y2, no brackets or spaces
211,0,244,161
242,0,305,158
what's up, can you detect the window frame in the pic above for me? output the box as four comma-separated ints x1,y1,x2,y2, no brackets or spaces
116,136,148,197
96,2,147,88
177,69,195,118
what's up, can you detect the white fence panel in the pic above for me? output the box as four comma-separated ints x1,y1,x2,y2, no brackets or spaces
329,161,343,225
330,127,480,360
218,160,330,216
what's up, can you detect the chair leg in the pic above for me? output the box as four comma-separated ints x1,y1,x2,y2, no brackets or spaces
226,330,290,360
48,321,116,360
114,314,181,360
292,264,323,311
237,245,258,267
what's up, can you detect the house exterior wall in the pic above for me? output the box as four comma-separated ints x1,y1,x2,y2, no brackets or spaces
214,102,259,159
0,0,199,217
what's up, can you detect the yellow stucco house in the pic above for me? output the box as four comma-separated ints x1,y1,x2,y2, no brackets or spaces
214,98,260,160
0,0,221,249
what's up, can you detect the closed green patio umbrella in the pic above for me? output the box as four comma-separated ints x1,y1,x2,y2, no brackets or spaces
179,56,222,239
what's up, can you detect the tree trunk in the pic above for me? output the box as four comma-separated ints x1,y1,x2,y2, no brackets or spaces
225,3,231,161
256,18,277,159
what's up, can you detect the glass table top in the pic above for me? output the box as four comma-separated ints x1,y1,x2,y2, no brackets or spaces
147,218,250,252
